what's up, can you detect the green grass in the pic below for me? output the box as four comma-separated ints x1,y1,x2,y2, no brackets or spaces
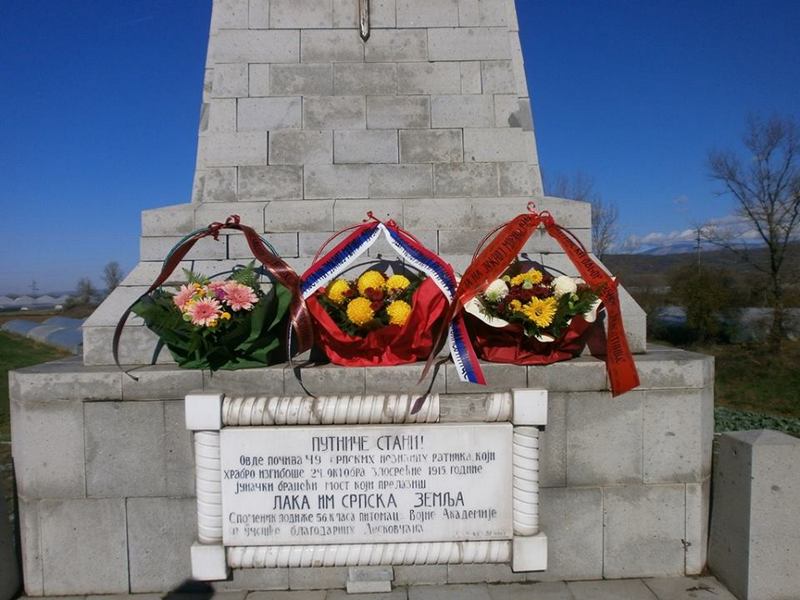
0,330,69,441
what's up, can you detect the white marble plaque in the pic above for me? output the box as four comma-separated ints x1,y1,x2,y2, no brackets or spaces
220,423,512,546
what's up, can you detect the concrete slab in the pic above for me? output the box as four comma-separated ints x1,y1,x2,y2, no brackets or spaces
568,579,657,600
642,576,737,600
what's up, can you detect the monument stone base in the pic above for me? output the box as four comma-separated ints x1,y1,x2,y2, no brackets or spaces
10,347,713,595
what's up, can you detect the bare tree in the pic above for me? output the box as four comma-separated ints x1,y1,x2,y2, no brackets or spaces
704,114,800,349
547,172,619,260
103,261,124,294
73,277,96,305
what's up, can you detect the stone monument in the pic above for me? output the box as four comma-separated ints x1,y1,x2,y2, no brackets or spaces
10,0,713,594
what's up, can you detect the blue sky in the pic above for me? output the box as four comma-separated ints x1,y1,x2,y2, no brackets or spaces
1,1,798,293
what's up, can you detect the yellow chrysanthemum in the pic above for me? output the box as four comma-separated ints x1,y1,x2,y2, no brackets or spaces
508,299,523,312
326,279,351,304
346,297,375,326
386,300,412,326
385,274,411,293
221,312,231,321
510,269,544,287
521,297,558,328
357,270,386,295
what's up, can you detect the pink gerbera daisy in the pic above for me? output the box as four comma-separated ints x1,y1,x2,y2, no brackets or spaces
222,281,259,311
173,284,196,311
187,297,222,326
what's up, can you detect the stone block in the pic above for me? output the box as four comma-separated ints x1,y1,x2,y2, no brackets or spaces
199,131,267,167
481,60,515,93
404,198,578,231
447,564,524,584
211,0,248,29
458,0,508,26
211,30,299,63
249,63,270,96
141,203,194,235
397,0,459,27
334,198,404,228
212,63,248,98
464,128,530,162
121,365,203,401
538,392,566,487
369,164,433,198
140,235,227,261
39,498,128,595
642,576,736,600
333,590,400,599
603,484,686,578
434,163,499,197
367,95,430,129
366,29,428,62
270,0,333,28
709,430,800,600
445,362,526,393
288,567,348,590
428,28,511,61
508,34,528,97
85,401,167,497
304,95,366,129
499,163,539,197
537,487,603,581
285,364,366,396
239,165,303,200
203,365,285,396
400,129,463,163
489,582,572,600
10,395,84,499
394,566,448,586
397,62,461,94
82,285,146,328
493,94,520,128
83,323,168,367
195,202,266,230
248,0,269,28
305,164,370,199
164,400,195,496
229,231,299,258
194,167,237,202
544,359,607,393
237,97,302,131
201,98,235,132
367,228,438,257
409,584,491,600
685,479,710,575
127,497,196,592
461,61,483,94
301,30,365,63
643,389,711,483
16,498,42,595
568,580,658,600
270,64,333,96
334,63,398,95
363,362,446,395
634,351,710,389
566,391,643,486
431,94,495,128
334,130,399,164
270,129,333,165
265,200,334,232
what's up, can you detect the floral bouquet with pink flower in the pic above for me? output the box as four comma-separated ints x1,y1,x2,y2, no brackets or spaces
132,262,290,370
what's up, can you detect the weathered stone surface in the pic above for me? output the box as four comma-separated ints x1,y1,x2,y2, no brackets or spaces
434,163,499,197
164,400,195,496
305,164,369,198
85,401,166,497
499,163,540,196
270,64,333,96
539,487,603,581
127,497,196,592
199,131,267,167
264,200,334,232
431,94,495,128
538,392,567,487
409,584,491,600
140,235,227,261
334,130,399,164
39,499,128,594
193,167,237,203
212,63,248,98
642,576,736,600
445,362,526,393
397,0,459,27
367,95,430,129
285,364,366,396
685,479,710,576
603,484,686,578
369,164,433,198
301,30,365,63
248,0,269,28
249,63,270,96
458,0,508,27
211,0,248,29
428,28,511,61
397,62,461,94
566,391,644,486
229,231,299,258
121,366,202,401
447,564,524,584
237,97,302,131
365,29,428,62
334,63,398,96
195,202,267,229
464,128,530,162
16,499,42,595
333,198,404,228
204,365,285,396
239,165,304,200
269,129,333,165
10,357,122,402
394,566,448,586
568,579,658,600
211,30,299,63
203,98,237,132
332,590,402,600
304,95,366,129
270,0,333,28
489,582,573,600
214,567,289,591
288,567,348,590
481,60,515,93
401,129,463,163
460,61,482,94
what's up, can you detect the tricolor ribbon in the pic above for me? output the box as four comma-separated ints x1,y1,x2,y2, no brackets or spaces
113,215,313,377
300,214,485,388
422,204,639,397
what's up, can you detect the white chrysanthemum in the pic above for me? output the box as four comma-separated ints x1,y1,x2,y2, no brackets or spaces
552,275,578,298
484,279,509,302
